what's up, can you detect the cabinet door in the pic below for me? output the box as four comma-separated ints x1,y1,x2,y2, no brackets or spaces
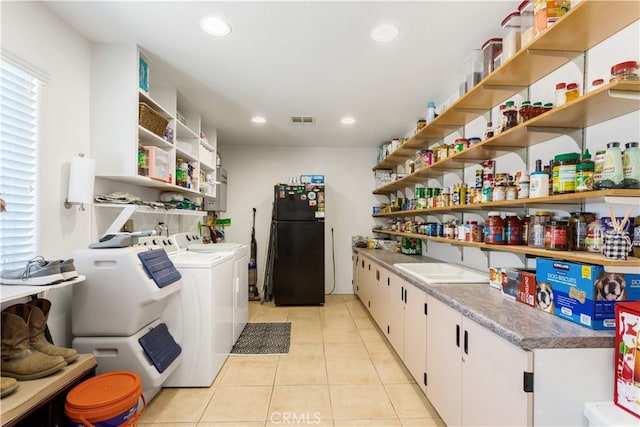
385,272,405,359
426,296,462,427
352,254,358,294
373,267,391,331
403,282,427,392
461,317,533,426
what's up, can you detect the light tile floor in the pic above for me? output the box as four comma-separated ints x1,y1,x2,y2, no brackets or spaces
138,294,445,427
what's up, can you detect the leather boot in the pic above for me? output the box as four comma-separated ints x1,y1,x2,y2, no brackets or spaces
0,376,18,398
26,299,78,364
1,305,66,380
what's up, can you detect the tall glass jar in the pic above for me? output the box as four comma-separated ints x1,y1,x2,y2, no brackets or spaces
503,100,519,130
585,219,603,253
529,211,551,248
569,212,595,251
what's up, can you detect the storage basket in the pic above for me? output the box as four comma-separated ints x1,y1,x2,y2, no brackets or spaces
139,103,168,137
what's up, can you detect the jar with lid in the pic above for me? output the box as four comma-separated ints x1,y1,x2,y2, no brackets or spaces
585,219,603,253
468,137,481,147
610,61,639,82
554,82,566,107
623,142,640,188
589,78,605,92
444,222,457,239
531,102,543,118
553,152,580,194
466,221,480,242
484,122,494,140
575,149,595,192
506,213,523,245
565,83,580,103
505,184,517,200
530,161,549,198
454,138,468,153
569,212,596,251
600,142,624,189
529,211,551,248
542,103,553,114
521,215,531,245
484,212,505,245
176,158,188,187
492,184,506,202
518,173,530,199
519,101,533,122
545,220,569,251
498,104,507,133
503,100,519,130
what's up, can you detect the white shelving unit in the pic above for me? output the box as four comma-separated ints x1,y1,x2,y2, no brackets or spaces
1,276,86,304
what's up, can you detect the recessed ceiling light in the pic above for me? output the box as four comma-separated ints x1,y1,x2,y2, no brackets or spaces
200,16,232,37
251,116,266,124
341,117,356,125
371,24,400,42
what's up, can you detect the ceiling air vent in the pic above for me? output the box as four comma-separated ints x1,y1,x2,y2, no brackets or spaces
290,116,315,125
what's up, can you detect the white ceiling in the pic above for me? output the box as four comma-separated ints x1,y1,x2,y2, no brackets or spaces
45,1,519,148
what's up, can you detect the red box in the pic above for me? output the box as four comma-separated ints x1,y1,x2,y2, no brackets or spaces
614,301,640,418
517,270,537,308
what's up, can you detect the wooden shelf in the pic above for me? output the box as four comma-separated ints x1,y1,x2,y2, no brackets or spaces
0,276,86,304
371,0,640,170
373,80,640,193
1,354,97,427
372,189,640,215
372,229,640,269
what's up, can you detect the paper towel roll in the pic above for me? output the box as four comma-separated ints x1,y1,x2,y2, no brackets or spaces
67,155,96,204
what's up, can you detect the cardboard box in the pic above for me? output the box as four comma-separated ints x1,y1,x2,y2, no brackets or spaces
536,258,640,329
614,301,640,417
500,268,536,307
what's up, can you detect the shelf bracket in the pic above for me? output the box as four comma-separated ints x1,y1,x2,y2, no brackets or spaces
104,204,138,236
481,84,528,92
604,196,640,206
526,49,583,60
608,90,640,101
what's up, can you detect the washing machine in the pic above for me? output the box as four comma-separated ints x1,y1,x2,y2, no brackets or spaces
172,233,249,344
137,236,234,387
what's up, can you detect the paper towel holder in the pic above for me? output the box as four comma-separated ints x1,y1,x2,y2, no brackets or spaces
64,153,95,211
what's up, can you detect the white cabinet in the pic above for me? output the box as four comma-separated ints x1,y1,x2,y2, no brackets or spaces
426,295,532,427
403,281,426,392
385,271,405,358
90,44,217,198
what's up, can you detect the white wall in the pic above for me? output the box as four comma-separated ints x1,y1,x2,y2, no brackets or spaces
218,145,378,295
1,1,92,346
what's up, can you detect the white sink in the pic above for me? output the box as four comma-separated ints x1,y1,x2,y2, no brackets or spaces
394,263,488,285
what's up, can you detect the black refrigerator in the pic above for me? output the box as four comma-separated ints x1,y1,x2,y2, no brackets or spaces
273,184,325,306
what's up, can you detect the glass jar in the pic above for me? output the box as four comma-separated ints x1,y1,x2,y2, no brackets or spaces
553,152,580,194
529,211,551,248
505,185,517,200
506,213,523,245
519,101,533,122
565,82,580,102
610,61,639,82
585,219,603,253
542,103,553,114
545,220,569,251
569,212,596,251
503,100,519,130
575,152,595,192
492,184,506,201
484,212,505,245
531,102,543,118
484,122,495,140
522,215,531,245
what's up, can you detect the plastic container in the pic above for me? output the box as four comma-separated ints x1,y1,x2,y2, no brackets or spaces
484,212,505,245
503,100,519,130
529,211,551,248
534,0,571,35
554,82,566,106
519,101,533,122
482,38,503,78
144,146,172,183
565,82,580,103
519,0,535,46
530,160,549,198
65,371,145,427
545,219,569,251
575,154,595,192
601,142,624,188
585,219,603,253
623,142,640,188
501,12,522,62
426,101,436,124
463,49,484,93
610,60,639,82
506,213,523,245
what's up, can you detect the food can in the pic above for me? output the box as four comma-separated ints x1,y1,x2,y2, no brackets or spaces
475,169,484,187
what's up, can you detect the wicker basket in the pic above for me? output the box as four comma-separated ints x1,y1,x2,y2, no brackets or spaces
138,103,169,137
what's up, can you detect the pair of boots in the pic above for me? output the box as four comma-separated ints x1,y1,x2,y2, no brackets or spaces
1,299,78,388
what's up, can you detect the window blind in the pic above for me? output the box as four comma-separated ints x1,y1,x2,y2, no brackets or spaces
0,59,39,272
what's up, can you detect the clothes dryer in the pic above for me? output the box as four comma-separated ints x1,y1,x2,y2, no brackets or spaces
172,233,249,344
137,236,234,387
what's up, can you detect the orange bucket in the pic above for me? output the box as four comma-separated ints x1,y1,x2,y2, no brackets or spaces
65,371,145,427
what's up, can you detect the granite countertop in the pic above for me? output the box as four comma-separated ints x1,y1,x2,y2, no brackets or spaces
354,248,615,351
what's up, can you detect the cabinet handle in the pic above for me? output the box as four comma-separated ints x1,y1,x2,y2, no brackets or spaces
387,277,390,286
456,324,460,347
401,286,404,301
404,288,407,303
376,270,380,281
464,330,469,354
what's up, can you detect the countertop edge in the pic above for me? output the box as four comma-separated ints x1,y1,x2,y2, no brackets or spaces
353,248,615,351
